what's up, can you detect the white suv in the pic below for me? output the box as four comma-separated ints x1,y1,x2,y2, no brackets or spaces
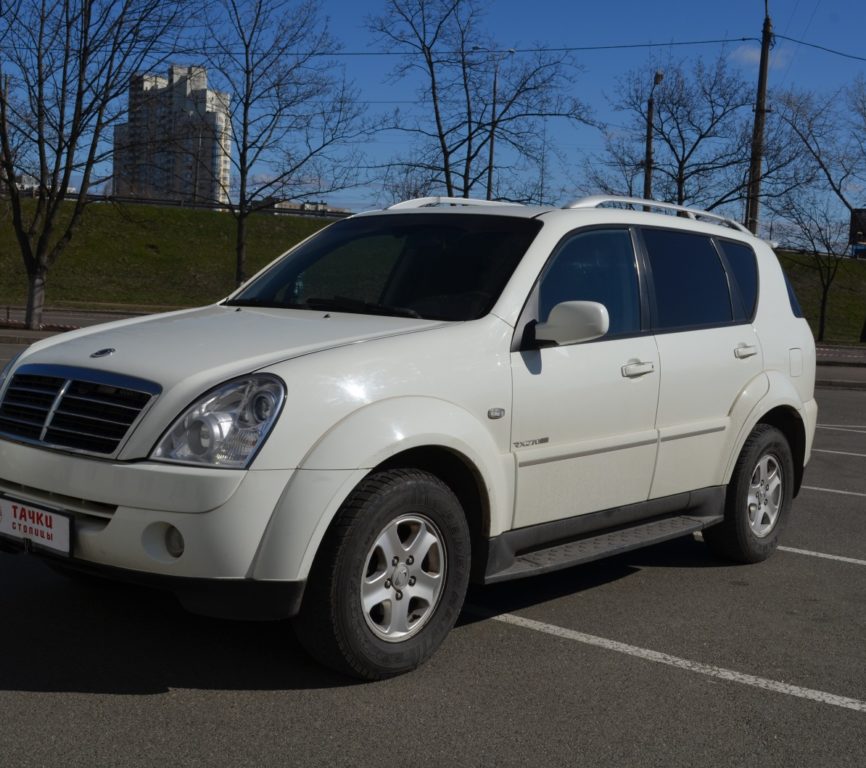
0,196,817,679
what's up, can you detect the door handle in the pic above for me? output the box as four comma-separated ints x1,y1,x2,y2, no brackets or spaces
621,361,655,378
734,344,758,359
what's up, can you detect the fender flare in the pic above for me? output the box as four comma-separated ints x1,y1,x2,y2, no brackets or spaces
251,396,514,581
722,370,807,485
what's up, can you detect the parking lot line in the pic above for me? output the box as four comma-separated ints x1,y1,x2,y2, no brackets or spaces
813,449,866,458
802,485,866,498
484,612,866,713
816,425,866,435
778,546,866,567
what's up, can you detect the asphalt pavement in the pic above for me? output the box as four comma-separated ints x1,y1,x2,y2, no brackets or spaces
0,388,864,766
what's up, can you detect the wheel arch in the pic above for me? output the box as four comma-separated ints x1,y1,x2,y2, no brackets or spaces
251,397,512,582
756,406,806,496
722,372,808,497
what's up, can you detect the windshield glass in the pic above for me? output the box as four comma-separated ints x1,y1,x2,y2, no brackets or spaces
227,213,542,321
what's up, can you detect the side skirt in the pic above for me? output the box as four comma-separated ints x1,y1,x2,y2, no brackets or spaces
478,487,725,584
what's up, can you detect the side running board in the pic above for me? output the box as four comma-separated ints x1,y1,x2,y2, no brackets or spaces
483,512,723,584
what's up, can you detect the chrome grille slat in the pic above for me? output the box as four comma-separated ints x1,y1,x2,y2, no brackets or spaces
52,409,134,428
0,365,161,457
60,394,143,412
0,413,47,428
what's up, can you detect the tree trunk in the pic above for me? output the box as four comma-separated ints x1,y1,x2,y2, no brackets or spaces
25,268,47,330
235,213,247,286
817,284,830,342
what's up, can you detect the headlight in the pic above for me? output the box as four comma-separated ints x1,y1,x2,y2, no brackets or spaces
0,353,23,397
152,374,285,468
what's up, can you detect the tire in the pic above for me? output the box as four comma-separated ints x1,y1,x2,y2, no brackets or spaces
703,424,794,563
294,468,471,680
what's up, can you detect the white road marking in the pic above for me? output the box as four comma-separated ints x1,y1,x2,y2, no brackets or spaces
802,485,866,498
816,425,866,435
813,449,866,458
485,612,866,713
778,546,866,567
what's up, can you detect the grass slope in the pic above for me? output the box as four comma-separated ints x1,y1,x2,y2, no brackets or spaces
1,203,864,342
0,202,328,309
777,251,866,343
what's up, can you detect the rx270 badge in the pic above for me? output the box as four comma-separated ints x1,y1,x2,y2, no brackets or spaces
513,437,550,448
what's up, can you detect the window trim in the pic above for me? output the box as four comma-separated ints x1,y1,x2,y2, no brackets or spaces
713,236,760,324
635,225,751,336
512,224,650,352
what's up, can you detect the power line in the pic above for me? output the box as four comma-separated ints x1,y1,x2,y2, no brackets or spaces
775,33,866,64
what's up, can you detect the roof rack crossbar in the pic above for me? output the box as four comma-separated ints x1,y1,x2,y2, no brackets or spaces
563,195,751,234
388,196,523,210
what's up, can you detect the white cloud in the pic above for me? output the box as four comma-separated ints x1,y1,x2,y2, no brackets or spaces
729,43,793,71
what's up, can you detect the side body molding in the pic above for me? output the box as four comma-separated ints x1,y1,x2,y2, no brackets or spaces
251,396,514,582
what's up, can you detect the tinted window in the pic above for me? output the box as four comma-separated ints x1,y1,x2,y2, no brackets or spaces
228,214,542,321
539,229,640,337
643,229,732,330
783,272,805,318
719,240,759,320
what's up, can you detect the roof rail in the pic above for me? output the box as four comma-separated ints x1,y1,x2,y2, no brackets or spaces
564,195,751,234
387,196,523,210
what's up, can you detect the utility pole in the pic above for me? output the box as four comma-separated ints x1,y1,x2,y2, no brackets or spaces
745,2,773,234
643,70,664,202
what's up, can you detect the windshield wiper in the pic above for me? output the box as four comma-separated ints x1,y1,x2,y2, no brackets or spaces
304,296,421,319
223,298,306,309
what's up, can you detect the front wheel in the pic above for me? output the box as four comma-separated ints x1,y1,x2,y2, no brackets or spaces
294,468,471,680
703,424,794,563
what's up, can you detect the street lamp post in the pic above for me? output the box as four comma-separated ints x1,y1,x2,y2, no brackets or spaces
486,48,514,200
643,70,663,202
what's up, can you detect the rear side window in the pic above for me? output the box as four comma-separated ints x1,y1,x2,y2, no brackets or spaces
642,228,732,330
718,240,759,320
539,229,641,337
783,272,805,318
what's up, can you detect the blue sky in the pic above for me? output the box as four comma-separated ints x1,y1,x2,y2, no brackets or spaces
318,0,866,210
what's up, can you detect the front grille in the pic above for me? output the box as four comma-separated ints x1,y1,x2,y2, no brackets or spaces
0,364,161,457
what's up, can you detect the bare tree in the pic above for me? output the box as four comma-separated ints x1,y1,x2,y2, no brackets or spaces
588,54,753,210
773,84,866,341
203,0,368,285
776,87,864,217
775,193,848,342
0,0,188,329
368,0,591,201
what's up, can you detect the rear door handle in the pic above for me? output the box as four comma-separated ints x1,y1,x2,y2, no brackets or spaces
734,344,758,359
621,361,655,378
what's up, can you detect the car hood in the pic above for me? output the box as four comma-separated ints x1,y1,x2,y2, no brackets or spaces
18,304,446,392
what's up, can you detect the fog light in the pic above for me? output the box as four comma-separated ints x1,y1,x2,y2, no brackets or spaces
165,526,185,558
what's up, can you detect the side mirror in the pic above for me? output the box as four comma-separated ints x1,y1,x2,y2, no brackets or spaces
534,301,610,346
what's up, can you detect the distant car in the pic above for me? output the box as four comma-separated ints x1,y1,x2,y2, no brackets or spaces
0,195,817,679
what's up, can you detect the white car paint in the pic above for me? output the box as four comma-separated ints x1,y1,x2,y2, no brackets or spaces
0,197,817,606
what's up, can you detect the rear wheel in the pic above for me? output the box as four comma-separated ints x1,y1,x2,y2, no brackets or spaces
294,468,471,680
703,424,794,563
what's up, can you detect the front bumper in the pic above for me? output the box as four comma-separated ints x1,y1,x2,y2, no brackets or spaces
0,437,296,580
0,539,304,620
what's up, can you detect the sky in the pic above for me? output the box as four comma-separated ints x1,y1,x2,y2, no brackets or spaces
314,0,866,211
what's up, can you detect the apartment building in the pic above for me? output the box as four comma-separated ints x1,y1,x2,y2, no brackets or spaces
113,65,231,205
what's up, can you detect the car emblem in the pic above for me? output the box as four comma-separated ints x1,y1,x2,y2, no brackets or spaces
90,348,116,359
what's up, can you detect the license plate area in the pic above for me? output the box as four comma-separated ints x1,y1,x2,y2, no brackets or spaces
0,495,72,557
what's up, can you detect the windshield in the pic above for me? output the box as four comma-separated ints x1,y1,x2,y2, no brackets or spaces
226,213,542,321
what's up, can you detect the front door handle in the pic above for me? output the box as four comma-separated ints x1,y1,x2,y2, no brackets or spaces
735,344,758,359
621,361,655,378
